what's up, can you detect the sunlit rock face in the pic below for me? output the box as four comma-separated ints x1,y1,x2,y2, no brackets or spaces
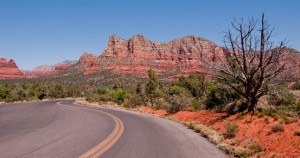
0,58,24,79
84,34,225,77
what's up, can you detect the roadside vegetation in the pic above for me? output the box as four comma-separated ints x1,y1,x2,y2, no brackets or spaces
0,83,81,102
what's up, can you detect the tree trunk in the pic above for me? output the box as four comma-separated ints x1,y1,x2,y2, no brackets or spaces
247,95,257,112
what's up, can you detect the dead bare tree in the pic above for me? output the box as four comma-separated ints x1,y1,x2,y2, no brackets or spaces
217,13,287,112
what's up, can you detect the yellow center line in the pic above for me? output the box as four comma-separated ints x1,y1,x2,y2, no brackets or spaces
57,101,124,158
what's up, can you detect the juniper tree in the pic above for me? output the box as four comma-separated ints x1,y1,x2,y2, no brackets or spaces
216,13,287,112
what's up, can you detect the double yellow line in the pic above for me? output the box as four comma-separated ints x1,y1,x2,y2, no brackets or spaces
57,101,124,158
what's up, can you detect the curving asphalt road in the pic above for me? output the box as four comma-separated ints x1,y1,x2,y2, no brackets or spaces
0,100,228,158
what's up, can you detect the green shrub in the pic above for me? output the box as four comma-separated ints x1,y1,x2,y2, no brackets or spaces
0,86,11,101
255,108,279,120
49,83,66,98
204,81,240,110
191,99,205,111
224,122,239,138
167,85,189,96
9,86,27,101
109,88,126,104
36,85,48,100
172,73,206,99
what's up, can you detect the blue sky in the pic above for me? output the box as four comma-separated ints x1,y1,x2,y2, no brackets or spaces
1,0,299,70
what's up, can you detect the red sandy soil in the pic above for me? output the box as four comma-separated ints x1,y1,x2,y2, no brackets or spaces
173,111,300,157
142,108,300,157
142,107,168,117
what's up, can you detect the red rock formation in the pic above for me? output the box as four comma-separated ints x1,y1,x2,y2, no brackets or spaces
79,52,97,64
84,61,101,75
84,35,225,77
0,58,24,79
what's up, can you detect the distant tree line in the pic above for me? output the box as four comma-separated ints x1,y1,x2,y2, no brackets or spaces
0,83,81,102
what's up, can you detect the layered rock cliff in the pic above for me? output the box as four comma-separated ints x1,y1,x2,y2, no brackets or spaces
0,58,24,79
83,35,225,77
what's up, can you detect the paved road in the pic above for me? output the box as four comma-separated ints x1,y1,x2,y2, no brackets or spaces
0,100,228,158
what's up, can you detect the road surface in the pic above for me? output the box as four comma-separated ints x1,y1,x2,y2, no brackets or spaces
0,100,228,158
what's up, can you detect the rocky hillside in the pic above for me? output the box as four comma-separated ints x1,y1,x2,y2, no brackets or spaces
22,60,77,78
82,35,225,77
0,58,24,79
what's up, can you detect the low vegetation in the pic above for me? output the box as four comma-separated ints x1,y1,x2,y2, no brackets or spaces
294,130,300,136
223,122,239,138
270,124,285,133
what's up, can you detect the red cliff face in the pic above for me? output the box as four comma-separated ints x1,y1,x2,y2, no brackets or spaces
0,58,24,79
84,35,225,77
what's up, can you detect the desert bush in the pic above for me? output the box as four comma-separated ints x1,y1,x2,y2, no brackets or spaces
8,85,27,102
295,100,300,116
294,130,300,136
96,88,108,95
270,124,284,133
49,83,66,98
247,142,263,153
267,87,295,106
167,85,189,96
0,85,11,101
65,86,80,98
35,85,48,100
224,122,239,138
191,99,205,111
160,84,194,113
165,95,193,114
86,93,100,102
124,93,144,108
245,118,253,124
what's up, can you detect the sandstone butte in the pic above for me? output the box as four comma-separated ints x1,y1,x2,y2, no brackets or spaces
0,58,24,79
80,35,300,78
81,34,226,78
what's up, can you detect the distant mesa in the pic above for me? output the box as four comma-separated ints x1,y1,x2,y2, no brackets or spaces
22,60,77,78
0,58,24,79
1,34,300,80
